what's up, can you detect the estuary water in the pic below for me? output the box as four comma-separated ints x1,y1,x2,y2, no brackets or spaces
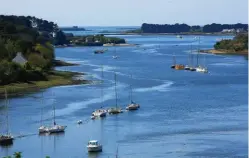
0,33,247,158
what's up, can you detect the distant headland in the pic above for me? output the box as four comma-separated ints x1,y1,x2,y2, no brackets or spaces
201,33,248,56
123,23,248,35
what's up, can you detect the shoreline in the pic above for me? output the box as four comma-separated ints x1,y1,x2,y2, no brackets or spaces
0,70,90,98
55,43,138,48
102,32,236,36
200,49,248,56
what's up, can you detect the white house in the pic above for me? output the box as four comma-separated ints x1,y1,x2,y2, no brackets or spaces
12,52,27,65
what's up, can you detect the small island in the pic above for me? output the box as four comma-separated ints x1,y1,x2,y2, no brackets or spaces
200,33,248,56
60,26,86,31
0,15,88,97
67,34,126,46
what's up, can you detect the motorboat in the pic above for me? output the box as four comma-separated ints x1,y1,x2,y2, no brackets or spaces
87,140,102,152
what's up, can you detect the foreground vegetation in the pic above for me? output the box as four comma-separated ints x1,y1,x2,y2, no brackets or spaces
3,152,50,158
0,15,88,95
0,70,88,98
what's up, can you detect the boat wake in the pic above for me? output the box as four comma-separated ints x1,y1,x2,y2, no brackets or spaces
54,83,127,116
211,62,245,66
134,81,174,93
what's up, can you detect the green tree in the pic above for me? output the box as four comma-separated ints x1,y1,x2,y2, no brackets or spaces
0,38,9,60
28,53,48,70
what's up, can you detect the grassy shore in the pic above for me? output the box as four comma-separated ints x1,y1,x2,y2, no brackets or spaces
200,49,248,55
0,70,90,98
53,59,79,66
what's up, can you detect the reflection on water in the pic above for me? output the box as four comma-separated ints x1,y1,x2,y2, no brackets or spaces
88,152,101,158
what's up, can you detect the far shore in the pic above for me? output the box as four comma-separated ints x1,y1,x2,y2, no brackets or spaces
102,32,236,36
54,43,138,48
200,49,248,56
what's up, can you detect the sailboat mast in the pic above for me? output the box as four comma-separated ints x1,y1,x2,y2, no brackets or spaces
52,93,56,125
197,36,200,66
101,66,104,108
190,44,193,67
5,89,9,135
40,93,44,126
130,74,133,103
173,53,176,65
114,73,117,108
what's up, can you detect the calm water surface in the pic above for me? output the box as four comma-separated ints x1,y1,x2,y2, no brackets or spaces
0,35,247,158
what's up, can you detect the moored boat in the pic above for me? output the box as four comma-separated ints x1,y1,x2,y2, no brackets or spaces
126,75,140,111
0,89,14,146
175,64,185,70
87,140,102,152
108,73,122,115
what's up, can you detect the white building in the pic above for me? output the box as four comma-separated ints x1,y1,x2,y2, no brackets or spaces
12,52,27,65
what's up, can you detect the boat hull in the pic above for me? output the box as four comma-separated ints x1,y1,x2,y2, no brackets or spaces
196,67,208,73
92,110,107,118
47,125,67,133
126,103,140,111
87,146,102,152
108,108,122,114
0,136,13,146
175,65,185,70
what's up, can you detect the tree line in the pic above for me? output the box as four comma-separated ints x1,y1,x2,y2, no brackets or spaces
214,33,248,52
141,23,248,33
0,15,66,85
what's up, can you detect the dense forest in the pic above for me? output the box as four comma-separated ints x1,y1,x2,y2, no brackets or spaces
0,15,67,85
214,33,248,52
141,23,248,33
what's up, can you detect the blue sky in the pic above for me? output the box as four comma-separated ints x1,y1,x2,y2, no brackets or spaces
0,0,247,26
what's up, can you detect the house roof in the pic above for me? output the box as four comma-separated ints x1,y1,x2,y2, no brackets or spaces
12,52,27,65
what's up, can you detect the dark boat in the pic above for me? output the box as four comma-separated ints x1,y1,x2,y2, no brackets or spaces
94,50,104,54
0,135,13,146
171,54,176,69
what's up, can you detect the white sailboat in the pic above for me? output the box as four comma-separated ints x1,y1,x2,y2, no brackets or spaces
38,93,49,134
47,94,67,133
0,89,14,146
189,44,196,71
196,37,208,73
92,66,107,119
126,75,140,111
108,73,122,114
184,51,191,70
